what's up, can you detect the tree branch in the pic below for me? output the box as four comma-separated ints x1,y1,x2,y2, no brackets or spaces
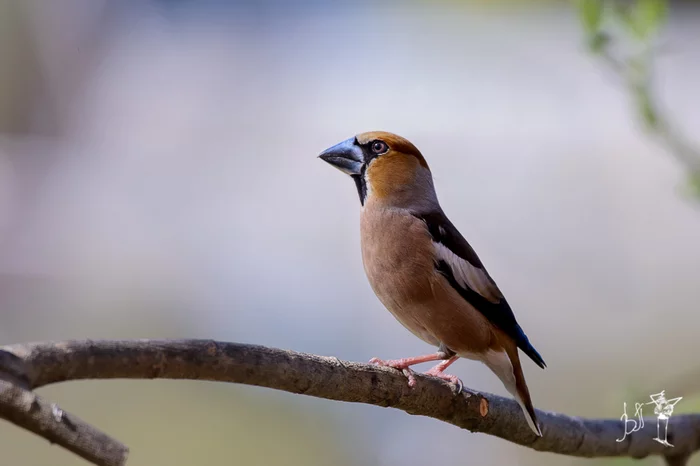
0,380,128,466
1,339,698,465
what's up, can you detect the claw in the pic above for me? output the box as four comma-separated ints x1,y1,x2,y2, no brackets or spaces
402,368,417,387
369,357,418,387
423,355,462,394
424,368,463,393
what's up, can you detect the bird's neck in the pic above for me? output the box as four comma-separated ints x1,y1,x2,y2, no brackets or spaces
362,169,440,213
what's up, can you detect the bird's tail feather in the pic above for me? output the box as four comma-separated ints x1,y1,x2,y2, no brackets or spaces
514,386,542,437
516,330,546,369
482,347,542,437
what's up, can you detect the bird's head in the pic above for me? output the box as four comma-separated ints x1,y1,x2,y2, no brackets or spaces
318,131,438,210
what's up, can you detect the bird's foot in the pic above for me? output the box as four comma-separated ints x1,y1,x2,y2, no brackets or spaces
369,357,419,387
424,366,463,393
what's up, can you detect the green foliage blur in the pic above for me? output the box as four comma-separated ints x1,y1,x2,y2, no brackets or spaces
578,0,667,128
576,0,700,200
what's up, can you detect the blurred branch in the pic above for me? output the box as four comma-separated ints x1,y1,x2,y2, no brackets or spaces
0,340,699,465
0,380,128,466
576,0,700,198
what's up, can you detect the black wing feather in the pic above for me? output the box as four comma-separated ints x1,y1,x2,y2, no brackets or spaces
414,211,546,369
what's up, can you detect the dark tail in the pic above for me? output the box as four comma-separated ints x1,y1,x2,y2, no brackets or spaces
505,346,543,437
515,328,546,369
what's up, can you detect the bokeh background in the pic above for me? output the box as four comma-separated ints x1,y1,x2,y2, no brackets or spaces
1,0,699,465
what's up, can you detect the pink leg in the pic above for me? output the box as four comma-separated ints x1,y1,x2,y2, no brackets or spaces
369,353,446,387
424,355,463,392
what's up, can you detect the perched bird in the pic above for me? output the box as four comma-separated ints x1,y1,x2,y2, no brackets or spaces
318,131,546,436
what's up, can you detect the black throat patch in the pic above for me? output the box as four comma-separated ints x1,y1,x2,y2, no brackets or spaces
351,165,368,205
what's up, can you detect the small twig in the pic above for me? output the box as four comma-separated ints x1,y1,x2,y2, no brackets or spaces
0,380,128,466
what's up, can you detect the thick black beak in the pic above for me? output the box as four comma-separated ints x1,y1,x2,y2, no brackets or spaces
318,137,364,175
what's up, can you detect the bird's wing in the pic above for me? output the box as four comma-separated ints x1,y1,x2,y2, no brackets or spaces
413,211,546,369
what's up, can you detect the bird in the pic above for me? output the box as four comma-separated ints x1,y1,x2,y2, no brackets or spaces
318,131,546,436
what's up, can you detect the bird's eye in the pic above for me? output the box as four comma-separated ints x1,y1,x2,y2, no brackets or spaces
371,140,388,155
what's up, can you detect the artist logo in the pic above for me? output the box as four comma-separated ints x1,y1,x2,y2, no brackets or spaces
616,390,682,446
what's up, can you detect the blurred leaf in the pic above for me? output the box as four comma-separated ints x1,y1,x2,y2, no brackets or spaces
611,2,634,28
688,172,700,199
588,32,610,54
630,0,669,39
634,86,658,129
578,0,604,35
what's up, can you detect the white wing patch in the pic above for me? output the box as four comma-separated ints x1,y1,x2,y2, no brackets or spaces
433,241,502,303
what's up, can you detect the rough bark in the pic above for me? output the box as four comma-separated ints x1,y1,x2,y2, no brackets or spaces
0,340,697,465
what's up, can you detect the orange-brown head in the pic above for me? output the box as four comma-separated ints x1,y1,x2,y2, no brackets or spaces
319,131,439,211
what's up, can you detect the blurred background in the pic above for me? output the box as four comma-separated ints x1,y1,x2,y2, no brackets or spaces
1,0,699,464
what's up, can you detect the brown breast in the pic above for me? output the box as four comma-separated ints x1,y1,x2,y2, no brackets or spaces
359,204,496,354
